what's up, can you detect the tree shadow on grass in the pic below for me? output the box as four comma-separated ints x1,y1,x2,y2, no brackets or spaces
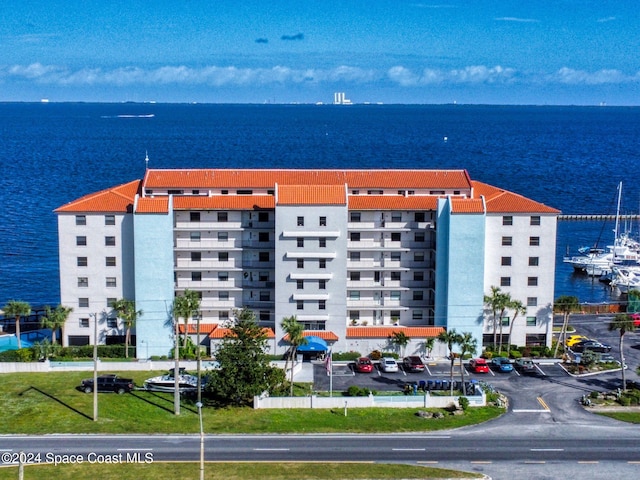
19,386,93,421
128,390,198,415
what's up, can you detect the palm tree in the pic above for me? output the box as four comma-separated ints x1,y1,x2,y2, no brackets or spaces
389,330,410,358
553,295,580,357
608,313,636,391
112,299,143,358
422,337,435,359
281,315,308,396
506,299,527,354
438,328,461,395
173,289,201,350
484,286,511,348
457,332,478,395
3,300,31,349
41,305,73,345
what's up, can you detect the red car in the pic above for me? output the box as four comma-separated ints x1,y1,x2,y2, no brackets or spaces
631,313,640,327
468,358,489,374
354,357,374,373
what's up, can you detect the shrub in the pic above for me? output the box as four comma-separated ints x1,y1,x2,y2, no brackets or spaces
458,396,470,410
590,391,600,399
619,395,632,406
344,385,375,397
0,348,35,362
370,350,382,360
509,350,522,359
481,351,493,359
332,351,361,361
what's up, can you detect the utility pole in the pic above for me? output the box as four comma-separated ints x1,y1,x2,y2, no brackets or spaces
174,315,180,415
92,312,98,421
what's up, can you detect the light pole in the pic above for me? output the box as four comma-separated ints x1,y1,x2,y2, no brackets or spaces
196,401,204,480
91,312,98,421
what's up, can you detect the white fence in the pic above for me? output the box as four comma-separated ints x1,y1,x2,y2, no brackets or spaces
0,359,221,374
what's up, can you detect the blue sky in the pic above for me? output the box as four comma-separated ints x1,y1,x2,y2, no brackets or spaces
1,1,638,105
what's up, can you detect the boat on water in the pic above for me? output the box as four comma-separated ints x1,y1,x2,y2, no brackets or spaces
610,265,640,294
143,368,203,393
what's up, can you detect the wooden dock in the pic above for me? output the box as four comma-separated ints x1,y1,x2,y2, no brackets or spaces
558,214,640,221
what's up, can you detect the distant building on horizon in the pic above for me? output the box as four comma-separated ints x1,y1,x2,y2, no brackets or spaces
54,168,559,359
333,92,352,105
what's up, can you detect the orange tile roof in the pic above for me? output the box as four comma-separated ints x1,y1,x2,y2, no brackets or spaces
209,327,275,339
173,195,275,210
283,330,340,342
54,180,140,213
450,197,485,214
346,326,445,338
277,185,346,205
136,197,169,214
473,181,560,214
178,324,218,334
143,169,472,190
349,195,439,210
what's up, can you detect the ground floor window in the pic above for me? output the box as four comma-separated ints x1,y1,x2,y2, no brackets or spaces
525,334,546,346
68,335,90,346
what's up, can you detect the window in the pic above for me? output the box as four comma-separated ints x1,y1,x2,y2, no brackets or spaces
259,291,270,301
219,291,229,300
526,317,537,326
76,236,87,246
297,237,304,248
367,189,383,195
221,190,228,195
319,238,326,248
237,189,253,195
79,298,89,308
80,318,90,328
190,212,200,222
259,272,269,282
352,189,360,195
530,236,540,246
259,252,269,262
415,212,426,222
105,215,115,225
350,232,360,242
530,216,541,226
219,311,229,321
297,216,304,226
391,213,402,222
107,317,118,328
218,252,229,262
319,279,326,290
413,291,424,301
319,259,326,269
350,212,361,222
391,310,400,321
106,277,117,287
390,271,401,281
349,291,360,300
259,232,269,242
107,298,117,308
350,271,361,281
297,280,304,290
106,256,116,267
527,297,537,307
297,300,304,310
217,231,228,241
217,212,228,222
105,236,116,246
389,251,401,262
528,276,538,286
78,277,89,287
529,256,539,266
191,231,201,242
412,311,423,321
391,232,401,242
319,300,326,310
297,258,304,269
414,271,424,281
77,257,88,267
502,216,513,226
189,252,201,262
414,252,424,262
168,189,183,195
390,291,401,300
501,256,512,266
414,232,425,242
192,190,200,195
500,277,511,287
350,251,360,261
258,212,269,222
502,236,512,246
259,311,270,321
319,216,327,226
218,271,228,281
501,317,510,327
75,215,86,226
350,311,360,322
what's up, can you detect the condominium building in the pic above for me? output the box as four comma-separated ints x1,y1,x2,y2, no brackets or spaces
55,169,559,358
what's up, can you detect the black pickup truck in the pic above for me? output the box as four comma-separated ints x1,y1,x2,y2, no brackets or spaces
80,374,135,394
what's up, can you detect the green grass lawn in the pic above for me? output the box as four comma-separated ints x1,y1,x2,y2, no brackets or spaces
0,462,483,480
0,371,504,435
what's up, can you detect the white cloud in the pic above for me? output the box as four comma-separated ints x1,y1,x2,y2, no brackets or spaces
388,65,516,85
495,17,538,23
597,17,616,23
549,67,632,85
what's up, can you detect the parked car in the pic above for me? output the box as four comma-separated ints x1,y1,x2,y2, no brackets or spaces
379,357,399,373
80,374,135,394
354,357,374,373
515,357,536,373
402,356,425,373
565,335,590,347
630,313,640,327
571,340,612,353
491,356,513,372
468,358,489,373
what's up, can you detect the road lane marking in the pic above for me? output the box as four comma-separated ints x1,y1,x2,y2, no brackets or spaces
530,448,564,452
417,461,439,464
470,461,492,464
254,448,290,451
512,409,551,413
537,397,551,411
578,461,599,464
392,448,426,451
524,461,546,464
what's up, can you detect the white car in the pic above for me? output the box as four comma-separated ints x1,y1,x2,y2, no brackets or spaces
379,357,399,373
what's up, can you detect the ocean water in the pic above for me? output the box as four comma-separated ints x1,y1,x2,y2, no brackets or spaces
1,103,639,308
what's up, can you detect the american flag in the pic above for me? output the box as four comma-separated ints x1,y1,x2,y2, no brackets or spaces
324,349,332,374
